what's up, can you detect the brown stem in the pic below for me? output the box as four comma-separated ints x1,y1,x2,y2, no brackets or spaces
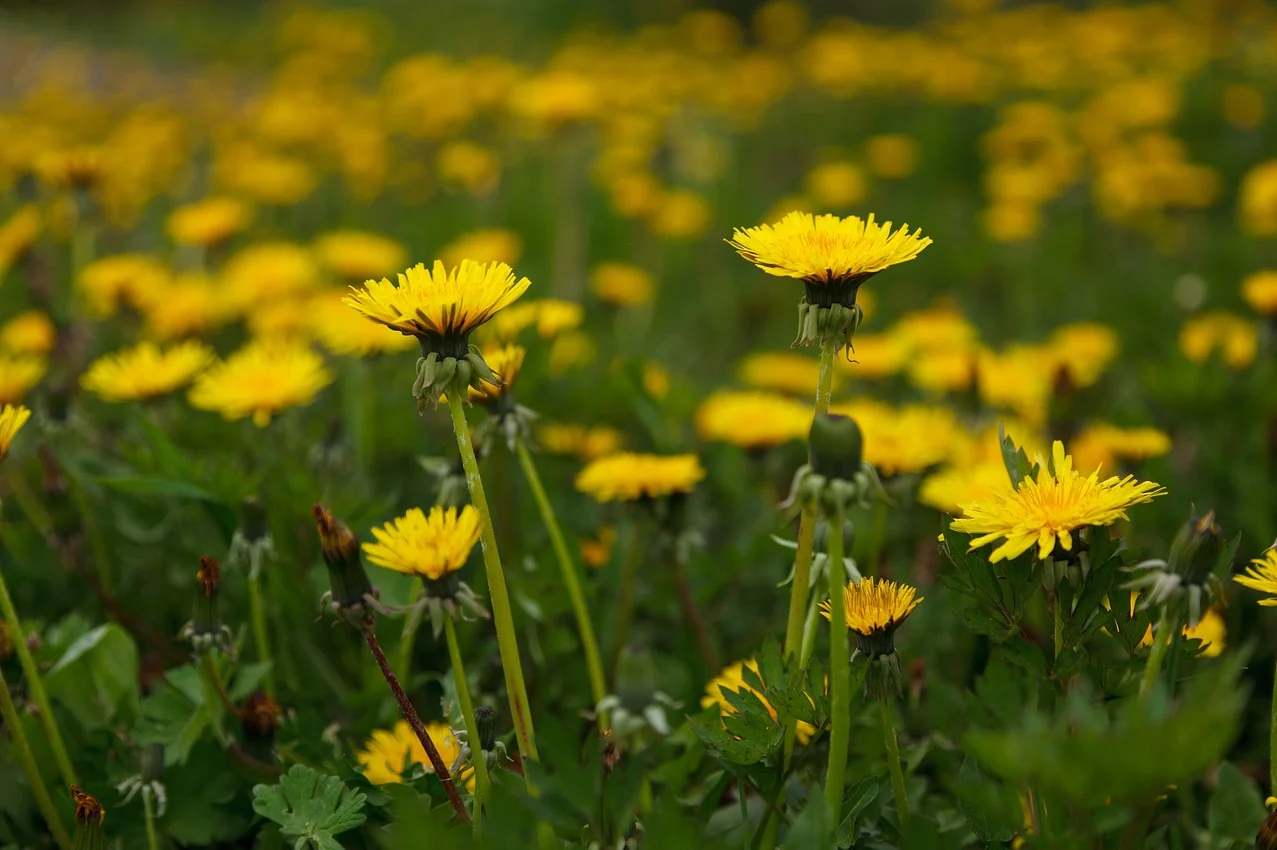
361,619,470,824
670,559,719,672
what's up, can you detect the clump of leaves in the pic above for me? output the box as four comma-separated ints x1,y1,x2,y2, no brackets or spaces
252,764,368,850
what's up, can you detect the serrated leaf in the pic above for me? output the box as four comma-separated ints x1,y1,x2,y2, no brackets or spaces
132,665,213,765
691,706,783,766
252,765,367,850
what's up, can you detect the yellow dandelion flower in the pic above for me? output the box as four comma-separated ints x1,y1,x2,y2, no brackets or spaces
1048,323,1119,387
836,403,964,476
983,201,1041,243
642,362,670,400
344,260,531,354
247,296,313,340
215,149,315,207
590,262,654,308
36,146,104,190
166,196,252,247
438,229,523,270
806,161,867,208
1234,548,1277,605
509,70,599,128
889,306,979,354
833,333,906,380
310,291,415,357
464,343,525,403
952,441,1166,562
357,720,470,788
701,659,815,744
0,404,32,462
82,341,214,403
737,351,827,396
907,347,977,394
650,190,711,239
1240,160,1277,236
78,253,170,317
140,273,234,340
548,330,596,375
1242,271,1277,316
918,462,1012,517
580,526,616,569
484,299,583,342
1179,312,1257,370
362,505,481,580
0,356,46,403
729,211,931,291
313,230,407,281
0,206,41,275
221,241,319,311
0,310,55,355
538,422,624,460
1138,608,1225,657
977,346,1055,424
821,577,923,637
437,140,500,195
1068,423,1171,476
865,134,919,179
1222,84,1264,130
695,390,812,449
188,339,333,427
575,452,705,502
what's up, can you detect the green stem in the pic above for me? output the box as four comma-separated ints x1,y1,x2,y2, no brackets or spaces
515,438,606,713
0,564,77,787
824,517,850,823
1269,657,1277,798
8,470,52,537
247,573,274,697
397,583,425,683
1138,607,1176,699
445,394,538,763
880,695,910,834
143,788,161,850
799,587,822,669
198,651,230,743
863,501,887,575
444,616,489,834
1052,591,1064,662
609,522,644,690
0,666,72,850
815,339,837,410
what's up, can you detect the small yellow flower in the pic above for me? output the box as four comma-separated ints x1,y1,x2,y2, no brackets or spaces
952,441,1166,562
833,402,964,476
362,505,481,579
438,229,523,270
590,262,654,308
36,146,104,190
736,351,826,396
0,310,56,355
508,70,599,128
642,362,670,400
650,190,712,239
907,348,977,394
1048,323,1119,387
833,333,906,380
345,260,530,353
1178,312,1257,370
821,577,923,638
0,404,32,462
1240,160,1277,236
357,720,470,788
466,344,525,403
805,161,867,208
437,141,501,195
1242,271,1277,316
309,291,414,357
580,526,616,569
865,134,919,179
82,341,214,403
538,422,624,459
695,390,811,449
188,339,333,427
918,462,1012,517
166,196,252,247
215,148,315,206
575,452,705,502
314,230,408,281
78,254,170,317
1234,548,1277,605
701,659,816,744
983,201,1041,243
221,241,319,311
889,306,979,354
1138,608,1225,657
140,273,234,340
1068,423,1171,475
483,299,583,342
0,206,41,275
0,356,46,404
247,297,313,340
548,331,596,375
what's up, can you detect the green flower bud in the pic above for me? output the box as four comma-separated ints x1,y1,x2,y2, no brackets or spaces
1168,509,1222,586
239,496,269,543
808,413,864,481
475,705,498,753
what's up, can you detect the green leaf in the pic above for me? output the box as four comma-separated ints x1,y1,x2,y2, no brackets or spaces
999,425,1038,490
252,765,367,850
783,792,831,849
1208,762,1266,844
131,665,213,765
955,755,1017,842
835,776,882,848
95,474,220,501
691,705,783,766
44,623,139,728
229,661,274,702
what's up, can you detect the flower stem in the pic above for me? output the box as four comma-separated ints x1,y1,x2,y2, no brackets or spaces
514,438,606,713
445,395,539,763
880,694,910,835
0,665,72,850
397,583,425,683
360,618,471,824
143,788,160,850
246,572,274,697
0,563,78,787
610,522,644,690
444,616,489,834
1138,607,1176,699
1271,657,1277,798
824,516,851,823
1052,592,1064,662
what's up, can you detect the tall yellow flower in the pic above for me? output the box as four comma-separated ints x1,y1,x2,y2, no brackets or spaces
467,344,525,403
538,422,624,459
951,441,1165,562
483,299,583,343
575,452,705,502
188,339,333,427
357,720,470,788
1243,271,1277,317
78,253,170,317
590,262,654,308
81,341,214,402
0,404,32,462
0,356,45,404
1179,312,1257,370
362,505,482,580
821,577,923,639
1234,548,1277,605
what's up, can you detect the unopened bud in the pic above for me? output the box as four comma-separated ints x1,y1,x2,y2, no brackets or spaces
71,785,106,850
239,496,269,543
475,705,498,753
312,504,376,616
808,413,863,482
1169,509,1222,586
140,743,164,784
240,691,282,763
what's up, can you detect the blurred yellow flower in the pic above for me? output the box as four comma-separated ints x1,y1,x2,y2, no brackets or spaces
983,201,1040,243
0,356,46,404
836,333,906,380
805,161,867,208
437,140,501,195
695,390,811,449
834,401,963,476
438,229,523,270
642,362,670,400
1139,608,1225,657
548,330,596,375
0,404,32,462
702,658,816,744
907,347,977,394
356,720,470,788
606,172,664,219
918,462,1011,516
509,70,599,128
580,526,616,569
78,253,169,317
166,196,252,247
140,273,233,340
81,341,214,402
189,339,333,427
977,346,1054,423
890,306,979,353
248,297,313,339
737,351,826,396
36,146,104,190
865,134,919,179
538,422,623,459
1069,423,1171,476
1242,271,1277,316
314,230,408,281
752,0,807,49
1235,549,1277,605
0,206,41,275
1047,323,1119,387
216,149,315,206
575,452,705,502
590,262,654,308
0,310,55,355
222,241,319,311
1178,312,1257,370
650,189,711,239
485,299,583,342
1240,160,1277,236
465,343,525,403
363,505,481,579
311,291,415,357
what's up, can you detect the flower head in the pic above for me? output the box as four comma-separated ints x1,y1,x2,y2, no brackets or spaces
737,351,826,396
1179,312,1257,370
575,452,705,502
822,577,923,639
310,291,415,357
590,262,654,308
0,356,45,403
483,298,583,343
357,720,466,786
188,339,333,427
952,441,1166,562
78,253,169,317
1068,423,1171,475
139,272,235,340
438,229,523,270
695,390,811,449
363,506,481,580
221,241,319,311
345,260,530,356
538,422,624,459
1243,271,1277,317
0,206,40,274
0,310,56,355
314,230,407,281
82,341,213,402
166,196,252,247
1234,548,1277,606
0,404,31,462
467,344,525,403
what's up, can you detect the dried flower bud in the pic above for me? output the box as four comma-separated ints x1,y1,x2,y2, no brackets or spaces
240,690,283,763
180,556,231,653
70,785,106,850
312,504,377,619
140,743,165,785
0,622,11,662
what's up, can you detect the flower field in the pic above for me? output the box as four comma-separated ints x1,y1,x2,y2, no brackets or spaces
3,1,1277,847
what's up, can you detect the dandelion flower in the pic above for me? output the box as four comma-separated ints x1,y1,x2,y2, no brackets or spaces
0,356,45,403
82,341,214,402
140,273,236,340
821,577,923,639
1242,271,1277,316
590,262,654,308
1138,607,1225,657
806,161,867,208
918,462,1012,516
580,526,616,569
166,196,252,247
866,134,919,179
701,659,816,744
1179,312,1257,370
483,299,583,342
0,404,31,462
221,241,319,311
0,310,55,355
362,505,481,580
538,422,624,459
438,229,523,270
951,441,1166,562
314,230,407,281
37,146,104,190
694,390,811,449
548,330,596,375
311,291,415,357
835,402,964,476
737,351,826,396
357,720,469,787
188,339,333,427
345,260,530,356
0,206,41,274
78,253,170,317
1234,549,1277,605
833,333,906,380
575,452,705,502
651,189,711,239
469,344,524,403
437,140,501,195
1047,322,1119,387
1069,423,1171,475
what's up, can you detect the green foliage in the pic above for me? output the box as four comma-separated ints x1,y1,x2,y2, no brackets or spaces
252,765,368,850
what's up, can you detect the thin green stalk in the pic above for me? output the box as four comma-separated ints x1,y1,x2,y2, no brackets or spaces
0,565,77,787
824,517,850,823
246,574,274,697
1052,591,1064,662
397,583,426,682
198,651,230,744
609,523,644,689
0,666,72,850
445,394,538,762
1138,607,1176,699
143,788,160,850
8,470,52,537
863,501,887,575
880,695,910,834
444,616,489,834
1269,657,1277,798
514,438,607,713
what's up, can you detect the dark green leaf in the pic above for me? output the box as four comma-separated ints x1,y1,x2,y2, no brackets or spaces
252,765,367,850
1208,762,1266,844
